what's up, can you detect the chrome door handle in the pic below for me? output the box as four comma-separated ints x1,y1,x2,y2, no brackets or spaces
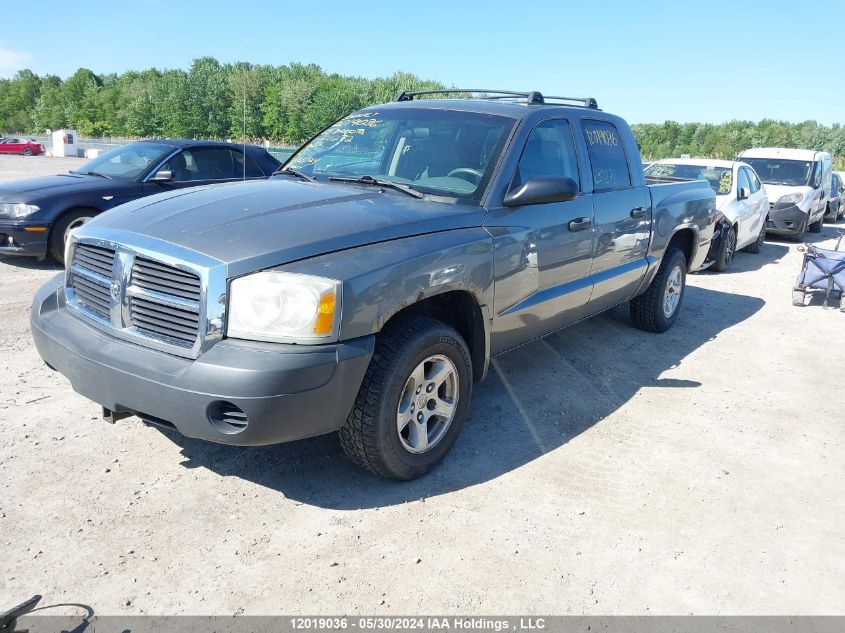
630,207,648,219
568,217,592,232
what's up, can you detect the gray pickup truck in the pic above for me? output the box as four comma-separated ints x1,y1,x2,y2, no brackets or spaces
31,90,717,480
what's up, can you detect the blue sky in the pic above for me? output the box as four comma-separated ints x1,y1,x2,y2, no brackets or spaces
3,0,842,124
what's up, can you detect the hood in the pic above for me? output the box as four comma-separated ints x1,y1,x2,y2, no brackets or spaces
715,193,732,212
0,173,118,201
762,183,812,208
85,179,484,274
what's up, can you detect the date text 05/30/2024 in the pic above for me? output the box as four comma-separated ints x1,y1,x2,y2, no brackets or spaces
289,617,547,630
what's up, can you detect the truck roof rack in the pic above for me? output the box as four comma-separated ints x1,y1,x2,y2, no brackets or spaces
395,89,599,109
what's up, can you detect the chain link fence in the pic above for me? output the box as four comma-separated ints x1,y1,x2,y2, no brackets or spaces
17,134,295,162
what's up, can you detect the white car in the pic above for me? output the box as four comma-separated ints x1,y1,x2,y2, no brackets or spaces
737,147,832,241
645,158,768,271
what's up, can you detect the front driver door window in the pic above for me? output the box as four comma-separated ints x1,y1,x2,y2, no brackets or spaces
152,148,240,192
486,118,596,353
179,148,237,182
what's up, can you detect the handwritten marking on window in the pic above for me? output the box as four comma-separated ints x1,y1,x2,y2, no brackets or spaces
593,168,617,186
719,171,733,194
586,127,619,147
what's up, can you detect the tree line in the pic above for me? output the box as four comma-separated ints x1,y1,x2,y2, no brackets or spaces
632,120,845,169
0,58,843,168
0,58,444,144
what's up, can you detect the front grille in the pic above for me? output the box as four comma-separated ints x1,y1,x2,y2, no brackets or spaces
69,243,115,320
65,237,218,359
128,295,200,344
73,243,115,278
128,257,202,345
131,256,202,302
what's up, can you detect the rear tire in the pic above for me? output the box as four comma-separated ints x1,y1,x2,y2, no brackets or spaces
630,247,687,333
23,147,32,156
712,225,736,272
339,316,472,480
744,221,766,254
49,209,96,264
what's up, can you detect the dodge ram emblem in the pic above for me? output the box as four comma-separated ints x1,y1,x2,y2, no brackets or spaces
110,281,120,301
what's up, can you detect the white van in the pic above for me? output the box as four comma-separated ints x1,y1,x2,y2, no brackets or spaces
737,148,832,241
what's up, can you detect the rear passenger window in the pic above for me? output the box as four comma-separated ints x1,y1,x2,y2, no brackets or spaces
582,120,631,192
232,150,265,177
516,119,580,189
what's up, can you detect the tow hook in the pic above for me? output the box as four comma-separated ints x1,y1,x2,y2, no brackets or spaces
102,407,131,424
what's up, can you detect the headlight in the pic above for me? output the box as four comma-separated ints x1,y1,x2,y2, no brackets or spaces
227,271,341,343
0,203,39,219
778,192,804,205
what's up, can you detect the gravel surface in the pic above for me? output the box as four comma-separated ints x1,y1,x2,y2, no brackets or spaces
1,154,843,615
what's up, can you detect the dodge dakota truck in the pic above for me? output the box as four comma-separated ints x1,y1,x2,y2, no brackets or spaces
31,90,717,480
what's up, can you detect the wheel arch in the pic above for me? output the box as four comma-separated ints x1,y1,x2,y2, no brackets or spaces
50,204,103,234
48,205,103,260
666,226,697,270
379,289,490,383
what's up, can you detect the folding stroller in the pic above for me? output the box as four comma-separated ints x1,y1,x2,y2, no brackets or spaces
792,232,845,310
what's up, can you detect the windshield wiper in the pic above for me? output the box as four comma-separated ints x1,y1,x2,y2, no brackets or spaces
71,170,112,179
274,167,315,182
329,175,424,199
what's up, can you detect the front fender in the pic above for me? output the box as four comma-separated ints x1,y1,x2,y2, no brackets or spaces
280,228,495,341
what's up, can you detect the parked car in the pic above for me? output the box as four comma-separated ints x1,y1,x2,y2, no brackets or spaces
31,90,717,480
825,172,844,222
645,158,768,271
0,138,45,156
0,140,281,263
737,147,832,241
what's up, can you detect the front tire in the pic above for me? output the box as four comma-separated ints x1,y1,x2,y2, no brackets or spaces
48,209,96,264
791,215,808,242
630,247,687,333
712,225,736,272
339,316,472,480
23,148,32,156
809,213,823,233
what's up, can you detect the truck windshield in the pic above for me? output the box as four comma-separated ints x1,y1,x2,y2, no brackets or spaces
646,162,733,195
740,158,812,187
283,108,516,201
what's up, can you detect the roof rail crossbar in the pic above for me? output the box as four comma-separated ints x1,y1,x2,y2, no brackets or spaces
543,95,599,109
395,89,598,109
396,89,533,102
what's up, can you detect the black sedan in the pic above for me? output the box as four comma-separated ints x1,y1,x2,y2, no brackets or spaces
0,139,281,263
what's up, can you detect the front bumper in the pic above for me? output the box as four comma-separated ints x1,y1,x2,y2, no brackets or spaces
765,204,808,235
0,220,50,257
30,275,375,446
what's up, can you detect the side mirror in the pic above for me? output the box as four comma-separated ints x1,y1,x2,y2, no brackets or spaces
738,187,751,200
149,169,173,182
503,176,578,207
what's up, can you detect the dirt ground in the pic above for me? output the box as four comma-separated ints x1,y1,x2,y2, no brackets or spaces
1,154,843,616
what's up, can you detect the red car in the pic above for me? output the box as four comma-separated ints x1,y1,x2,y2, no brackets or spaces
0,137,44,156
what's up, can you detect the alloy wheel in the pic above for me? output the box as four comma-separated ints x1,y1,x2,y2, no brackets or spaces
396,354,459,454
663,265,683,318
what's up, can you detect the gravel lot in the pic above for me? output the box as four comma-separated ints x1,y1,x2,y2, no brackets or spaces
1,154,843,616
